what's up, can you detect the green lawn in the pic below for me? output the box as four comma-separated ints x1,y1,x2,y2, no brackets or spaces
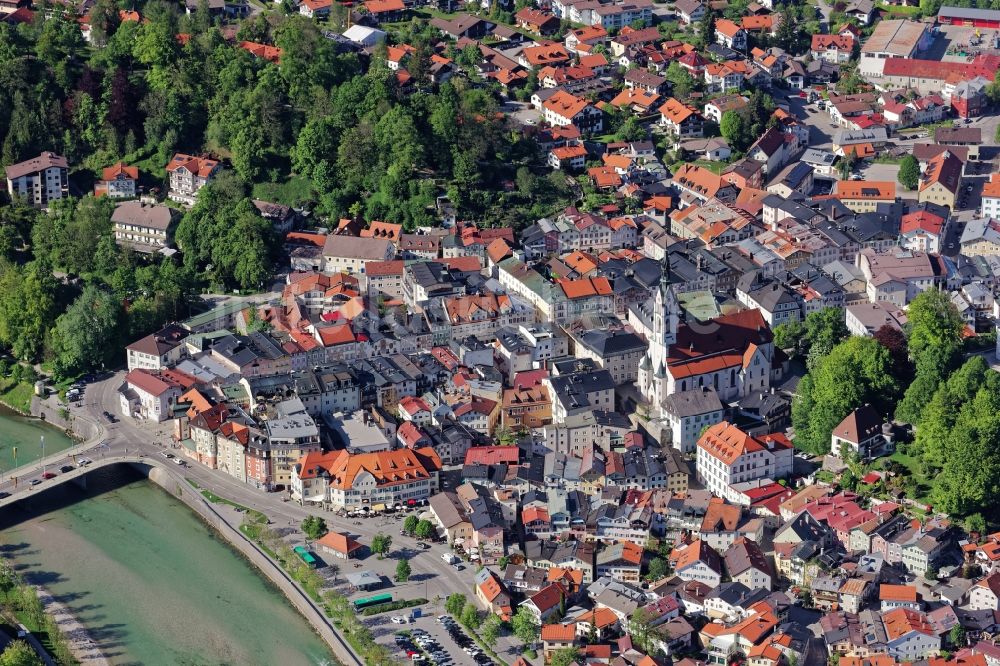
0,377,35,413
251,175,315,208
671,159,727,175
875,1,921,16
883,449,933,504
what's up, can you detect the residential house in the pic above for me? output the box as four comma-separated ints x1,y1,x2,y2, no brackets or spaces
166,153,220,205
725,537,774,591
918,151,963,210
830,405,888,460
715,19,747,50
671,539,724,587
95,162,138,198
112,201,176,254
542,90,604,134
659,98,705,141
5,151,68,207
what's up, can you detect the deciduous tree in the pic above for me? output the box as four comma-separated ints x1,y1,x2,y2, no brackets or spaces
898,155,920,190
792,337,899,454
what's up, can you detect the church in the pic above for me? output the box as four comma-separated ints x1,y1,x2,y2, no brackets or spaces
632,259,783,414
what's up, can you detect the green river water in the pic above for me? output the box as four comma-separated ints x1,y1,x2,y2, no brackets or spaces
0,405,76,473
0,467,335,666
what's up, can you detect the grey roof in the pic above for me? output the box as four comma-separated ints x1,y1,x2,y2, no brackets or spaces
705,580,750,605
321,234,393,260
832,127,888,146
663,387,724,418
111,201,175,231
574,329,647,358
961,218,1000,247
938,6,1000,20
799,148,837,166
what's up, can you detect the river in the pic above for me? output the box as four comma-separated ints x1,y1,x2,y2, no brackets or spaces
0,405,76,472
0,468,335,666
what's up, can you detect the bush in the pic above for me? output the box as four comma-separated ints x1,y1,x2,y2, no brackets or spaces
360,598,428,616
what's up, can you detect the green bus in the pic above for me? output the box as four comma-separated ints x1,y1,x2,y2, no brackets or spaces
353,593,392,610
293,546,317,568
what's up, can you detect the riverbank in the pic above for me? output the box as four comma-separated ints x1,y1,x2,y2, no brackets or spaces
32,587,108,666
2,473,335,665
149,466,359,665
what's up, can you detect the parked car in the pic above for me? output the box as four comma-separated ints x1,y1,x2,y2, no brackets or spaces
41,471,56,480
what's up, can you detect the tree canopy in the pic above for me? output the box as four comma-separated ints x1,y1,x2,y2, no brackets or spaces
792,337,899,454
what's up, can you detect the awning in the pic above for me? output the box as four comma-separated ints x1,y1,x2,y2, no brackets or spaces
372,503,386,512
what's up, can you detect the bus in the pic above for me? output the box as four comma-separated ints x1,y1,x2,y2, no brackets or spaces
293,546,317,568
353,593,392,610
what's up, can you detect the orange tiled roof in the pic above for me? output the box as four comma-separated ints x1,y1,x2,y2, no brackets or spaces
697,421,792,465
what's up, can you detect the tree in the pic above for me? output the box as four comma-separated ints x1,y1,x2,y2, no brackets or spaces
966,513,987,536
371,533,392,559
929,374,1000,517
720,110,750,151
950,624,966,647
773,320,805,355
988,69,1000,105
300,516,327,540
630,607,656,654
49,285,123,378
792,337,900,454
403,515,419,534
896,290,965,423
898,155,920,190
480,614,502,648
698,10,717,48
551,648,582,666
873,324,913,385
665,61,695,100
646,557,670,581
460,604,481,630
445,593,467,617
803,307,850,368
395,559,412,582
511,606,540,645
414,519,435,540
0,641,42,666
0,262,60,362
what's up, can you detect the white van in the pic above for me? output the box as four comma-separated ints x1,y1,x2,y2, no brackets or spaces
441,553,459,565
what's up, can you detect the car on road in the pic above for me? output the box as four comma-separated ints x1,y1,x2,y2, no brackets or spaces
524,118,536,125
391,616,408,624
59,465,74,473
78,458,92,466
452,563,464,571
0,492,10,499
29,479,40,486
41,471,57,480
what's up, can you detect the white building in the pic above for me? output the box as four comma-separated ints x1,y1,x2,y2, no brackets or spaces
166,153,220,205
5,152,68,207
662,387,724,454
696,421,793,504
118,369,187,422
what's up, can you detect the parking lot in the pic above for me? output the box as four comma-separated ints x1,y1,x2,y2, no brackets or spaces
379,613,501,665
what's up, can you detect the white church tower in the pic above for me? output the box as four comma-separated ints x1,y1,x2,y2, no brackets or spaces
638,255,679,412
